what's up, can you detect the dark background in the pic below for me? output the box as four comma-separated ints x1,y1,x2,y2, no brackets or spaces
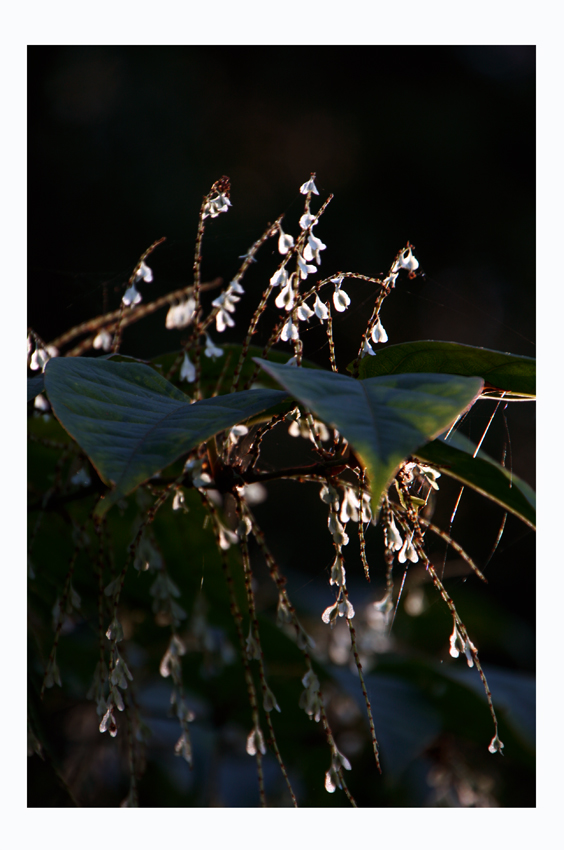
28,46,535,807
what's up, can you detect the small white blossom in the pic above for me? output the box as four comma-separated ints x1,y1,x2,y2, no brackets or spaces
203,192,231,219
172,490,185,511
314,294,330,322
246,725,266,756
93,329,113,350
263,685,281,713
488,734,505,755
415,464,441,490
166,297,196,330
330,555,346,587
30,347,50,372
180,352,196,382
215,307,236,333
398,532,419,564
299,176,319,195
362,338,376,357
277,224,295,255
328,513,349,547
229,280,245,295
304,232,327,265
449,622,476,668
204,334,223,359
299,212,316,230
218,525,239,550
385,515,403,552
333,284,351,313
297,301,314,321
297,253,317,280
275,281,295,311
370,317,388,344
34,393,50,412
71,466,91,487
270,267,289,288
396,246,419,272
280,316,299,342
134,261,153,283
122,282,142,307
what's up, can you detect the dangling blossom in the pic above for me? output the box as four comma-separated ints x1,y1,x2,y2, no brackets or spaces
202,192,231,219
280,316,299,342
340,488,372,524
30,346,50,372
449,622,476,668
204,334,223,359
328,513,349,547
93,329,113,351
180,352,196,382
325,748,352,793
362,338,376,357
166,297,196,330
398,532,418,564
218,524,239,550
212,284,243,333
172,490,186,511
227,424,248,449
393,246,419,273
297,253,317,280
314,294,330,322
322,596,355,625
34,393,50,412
270,267,289,288
330,554,346,587
304,232,327,265
370,317,388,344
415,464,441,490
262,684,281,713
299,176,319,195
277,224,295,255
246,725,266,756
246,625,261,660
299,212,316,230
299,668,322,722
297,301,314,322
385,514,403,552
333,278,351,313
275,281,295,311
488,734,505,755
122,282,142,307
134,261,153,284
99,704,118,737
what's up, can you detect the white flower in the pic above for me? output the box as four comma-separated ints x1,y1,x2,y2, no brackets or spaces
314,294,330,322
204,334,223,359
370,317,388,344
30,347,50,372
488,734,505,755
330,555,346,587
385,515,403,552
297,301,314,321
280,316,299,342
275,281,295,311
242,482,268,505
297,253,317,280
299,176,319,195
246,725,266,756
180,352,196,382
93,329,113,350
398,532,418,564
34,393,50,412
134,261,153,283
328,513,349,547
362,338,376,357
172,490,185,511
304,232,327,265
397,246,419,272
229,280,245,295
166,297,196,329
277,224,295,255
449,622,476,668
212,286,241,333
415,464,441,490
227,424,249,448
270,267,289,288
203,192,231,219
299,212,316,230
218,525,239,550
333,283,351,313
122,282,142,307
215,307,236,333
383,271,399,288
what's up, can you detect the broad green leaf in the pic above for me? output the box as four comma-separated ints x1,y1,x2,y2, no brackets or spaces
356,341,535,399
254,359,483,515
27,375,44,402
414,431,535,529
43,357,287,516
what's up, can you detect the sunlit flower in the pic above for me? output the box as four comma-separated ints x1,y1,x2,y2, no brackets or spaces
246,725,266,756
314,294,330,322
275,281,295,311
299,176,319,195
304,232,327,265
212,285,242,333
333,282,351,313
330,554,346,587
263,684,281,713
134,261,153,283
362,338,376,357
299,668,322,722
385,514,403,551
122,282,142,307
93,329,113,350
299,212,316,230
488,734,505,755
172,490,185,511
370,317,388,344
277,224,295,255
202,192,231,219
204,334,223,359
297,253,317,280
449,622,476,667
270,267,289,288
297,301,314,321
99,705,118,737
398,532,418,564
328,513,349,547
280,316,299,342
30,346,50,371
395,246,419,272
34,393,50,412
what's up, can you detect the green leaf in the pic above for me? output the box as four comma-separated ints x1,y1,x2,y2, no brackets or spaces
28,375,44,402
356,341,535,399
413,431,535,529
253,359,483,517
43,357,287,516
